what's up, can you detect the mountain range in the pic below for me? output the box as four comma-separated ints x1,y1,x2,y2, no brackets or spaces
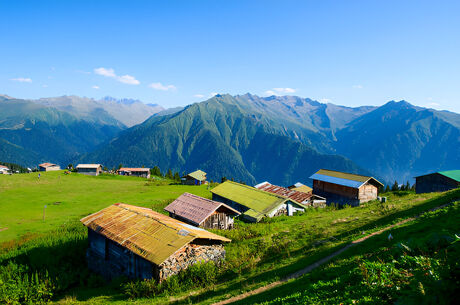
1,93,459,186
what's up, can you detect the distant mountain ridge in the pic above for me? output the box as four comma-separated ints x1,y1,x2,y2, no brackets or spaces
1,93,458,185
35,95,164,127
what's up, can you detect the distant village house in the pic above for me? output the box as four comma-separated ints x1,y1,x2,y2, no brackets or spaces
0,165,10,174
415,170,460,194
310,169,383,206
165,193,240,230
211,181,305,222
38,163,61,171
181,170,207,185
81,203,230,281
76,164,102,176
255,181,326,207
117,167,150,178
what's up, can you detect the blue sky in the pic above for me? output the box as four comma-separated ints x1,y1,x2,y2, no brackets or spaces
1,0,459,112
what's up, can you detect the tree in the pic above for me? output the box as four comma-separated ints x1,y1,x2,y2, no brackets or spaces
166,169,173,179
174,172,180,181
67,164,73,170
384,185,391,193
118,163,123,170
150,166,162,177
405,181,411,191
221,177,227,183
391,181,399,192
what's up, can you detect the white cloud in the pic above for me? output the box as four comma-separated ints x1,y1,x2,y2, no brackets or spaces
352,85,363,89
426,102,440,107
92,85,100,89
42,84,48,88
319,98,331,103
264,87,296,96
194,94,205,98
94,67,116,77
209,92,218,97
94,67,139,85
118,75,140,85
149,82,176,91
11,77,32,83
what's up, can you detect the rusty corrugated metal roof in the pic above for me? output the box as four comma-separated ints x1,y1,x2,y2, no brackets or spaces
39,162,58,167
255,182,312,204
80,203,230,265
76,164,102,169
164,193,240,226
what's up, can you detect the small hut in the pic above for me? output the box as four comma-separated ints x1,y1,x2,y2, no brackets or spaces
0,165,11,174
415,170,460,194
165,193,240,229
117,167,150,178
81,203,230,281
181,170,207,185
310,169,383,206
38,163,61,171
76,164,102,176
287,182,313,194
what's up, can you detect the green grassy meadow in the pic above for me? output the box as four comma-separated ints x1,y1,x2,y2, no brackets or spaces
0,172,458,304
0,171,211,242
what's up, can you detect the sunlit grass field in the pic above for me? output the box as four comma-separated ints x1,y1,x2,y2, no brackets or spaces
0,171,458,304
0,171,210,242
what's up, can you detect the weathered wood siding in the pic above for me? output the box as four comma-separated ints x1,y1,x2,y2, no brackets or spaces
313,180,378,206
358,183,378,202
416,173,459,194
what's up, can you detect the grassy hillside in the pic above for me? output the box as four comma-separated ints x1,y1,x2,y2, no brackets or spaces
0,171,210,242
0,173,458,304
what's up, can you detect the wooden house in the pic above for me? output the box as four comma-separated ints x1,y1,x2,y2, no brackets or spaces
81,203,230,281
255,181,326,208
211,181,305,222
181,170,207,185
117,167,150,178
38,163,61,171
310,169,383,206
76,164,102,176
165,193,240,229
415,170,460,194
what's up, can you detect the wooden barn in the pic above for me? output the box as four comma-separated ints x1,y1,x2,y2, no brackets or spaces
164,193,240,229
81,203,230,281
415,170,460,194
181,170,207,185
211,181,305,222
38,163,61,171
255,181,326,207
310,169,383,206
117,167,150,178
76,164,102,176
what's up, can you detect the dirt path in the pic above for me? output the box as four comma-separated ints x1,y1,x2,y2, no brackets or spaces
212,203,451,305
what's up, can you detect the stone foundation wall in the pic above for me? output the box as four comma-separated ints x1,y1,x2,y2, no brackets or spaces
158,243,225,280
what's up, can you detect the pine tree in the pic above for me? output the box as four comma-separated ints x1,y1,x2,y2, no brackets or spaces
150,166,162,177
174,172,180,181
391,181,399,192
118,163,123,170
166,169,173,179
384,185,391,193
221,177,227,183
405,181,411,191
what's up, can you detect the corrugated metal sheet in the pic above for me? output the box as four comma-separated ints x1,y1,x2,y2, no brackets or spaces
76,164,102,169
310,173,364,188
291,185,313,194
254,182,312,204
80,203,230,265
164,193,240,226
310,169,383,189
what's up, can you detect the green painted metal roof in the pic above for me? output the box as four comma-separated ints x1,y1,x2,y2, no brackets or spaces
186,170,207,181
211,181,298,220
439,170,460,182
